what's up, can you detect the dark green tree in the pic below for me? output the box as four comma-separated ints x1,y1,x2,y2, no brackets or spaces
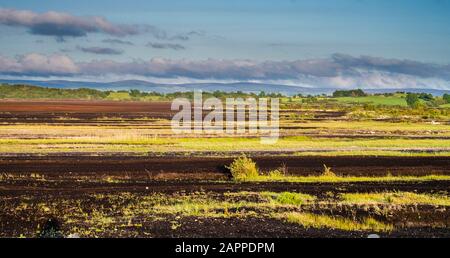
332,89,366,97
129,89,141,97
443,93,450,103
406,93,420,108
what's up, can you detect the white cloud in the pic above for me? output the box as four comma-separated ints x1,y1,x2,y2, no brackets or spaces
0,53,78,76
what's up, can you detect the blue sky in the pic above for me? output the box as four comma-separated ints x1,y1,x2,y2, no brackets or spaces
0,0,449,89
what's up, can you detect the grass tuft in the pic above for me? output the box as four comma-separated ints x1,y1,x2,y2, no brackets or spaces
341,192,450,206
261,192,316,205
279,212,393,232
243,174,450,183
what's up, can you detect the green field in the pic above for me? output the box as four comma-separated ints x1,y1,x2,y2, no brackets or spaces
335,96,407,106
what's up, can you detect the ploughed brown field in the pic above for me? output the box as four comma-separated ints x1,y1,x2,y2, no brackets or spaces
0,100,173,112
1,155,449,177
0,100,449,238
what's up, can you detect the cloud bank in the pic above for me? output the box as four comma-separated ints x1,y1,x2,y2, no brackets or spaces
0,8,143,39
146,42,185,50
102,39,134,45
0,53,449,89
77,46,123,55
154,30,205,41
0,53,78,76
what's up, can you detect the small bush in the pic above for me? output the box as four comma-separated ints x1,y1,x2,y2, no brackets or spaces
227,155,259,180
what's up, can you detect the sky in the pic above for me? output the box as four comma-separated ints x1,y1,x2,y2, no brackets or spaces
0,0,449,89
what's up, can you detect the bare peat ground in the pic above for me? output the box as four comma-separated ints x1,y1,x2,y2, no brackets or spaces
0,155,448,178
0,100,346,123
2,209,449,238
2,174,450,194
0,156,449,238
0,100,173,113
0,182,449,238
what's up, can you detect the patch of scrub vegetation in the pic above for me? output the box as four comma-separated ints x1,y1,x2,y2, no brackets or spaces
277,212,393,232
148,191,315,217
341,192,450,206
151,196,247,217
99,191,316,220
261,192,316,205
116,191,261,219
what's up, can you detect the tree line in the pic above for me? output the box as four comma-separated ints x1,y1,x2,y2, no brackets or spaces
1,84,449,108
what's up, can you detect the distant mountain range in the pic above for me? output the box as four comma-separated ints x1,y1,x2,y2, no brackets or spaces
1,79,448,96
